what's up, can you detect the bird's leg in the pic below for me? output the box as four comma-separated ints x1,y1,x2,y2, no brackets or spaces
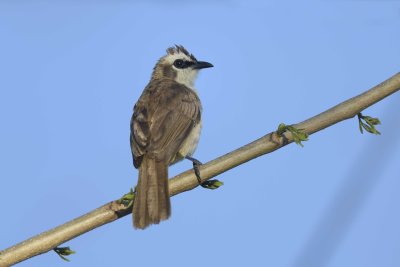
185,156,224,190
185,156,203,185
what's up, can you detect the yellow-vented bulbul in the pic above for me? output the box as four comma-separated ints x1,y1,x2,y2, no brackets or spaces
130,45,213,229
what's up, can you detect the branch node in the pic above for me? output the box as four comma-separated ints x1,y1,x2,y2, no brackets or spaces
117,188,135,208
276,123,309,147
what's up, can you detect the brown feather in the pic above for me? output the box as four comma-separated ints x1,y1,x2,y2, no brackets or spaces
133,156,170,229
130,78,201,229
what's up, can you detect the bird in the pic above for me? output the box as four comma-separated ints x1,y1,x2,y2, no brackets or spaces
130,45,213,229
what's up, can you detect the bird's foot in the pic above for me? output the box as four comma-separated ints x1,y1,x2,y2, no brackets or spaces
185,156,224,190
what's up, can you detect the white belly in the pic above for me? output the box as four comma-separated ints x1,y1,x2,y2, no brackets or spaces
168,120,202,165
178,120,202,157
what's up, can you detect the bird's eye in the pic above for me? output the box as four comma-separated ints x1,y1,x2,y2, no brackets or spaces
173,59,184,68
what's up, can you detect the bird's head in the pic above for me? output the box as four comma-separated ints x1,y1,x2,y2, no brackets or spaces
151,45,213,88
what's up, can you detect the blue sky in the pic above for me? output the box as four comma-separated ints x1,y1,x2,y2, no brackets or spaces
1,1,400,266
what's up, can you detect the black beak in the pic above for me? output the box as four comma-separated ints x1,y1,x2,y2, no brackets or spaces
193,61,213,69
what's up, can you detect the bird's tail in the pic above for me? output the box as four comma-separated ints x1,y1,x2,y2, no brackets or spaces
133,156,171,229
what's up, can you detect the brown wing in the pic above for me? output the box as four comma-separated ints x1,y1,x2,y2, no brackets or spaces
130,79,201,168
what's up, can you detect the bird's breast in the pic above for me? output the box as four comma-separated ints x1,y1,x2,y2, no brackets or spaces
172,120,202,164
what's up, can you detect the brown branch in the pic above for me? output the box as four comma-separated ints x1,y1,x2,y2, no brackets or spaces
1,72,400,266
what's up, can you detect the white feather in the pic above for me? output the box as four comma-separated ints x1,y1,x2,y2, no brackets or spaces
163,53,199,89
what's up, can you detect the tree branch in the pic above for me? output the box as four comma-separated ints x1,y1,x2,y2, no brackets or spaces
1,72,400,266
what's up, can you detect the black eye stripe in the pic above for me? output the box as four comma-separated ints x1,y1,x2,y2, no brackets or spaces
173,59,194,69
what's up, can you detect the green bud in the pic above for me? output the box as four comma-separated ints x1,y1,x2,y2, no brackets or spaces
357,113,381,135
53,246,76,262
117,189,135,207
277,123,287,136
201,179,224,190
